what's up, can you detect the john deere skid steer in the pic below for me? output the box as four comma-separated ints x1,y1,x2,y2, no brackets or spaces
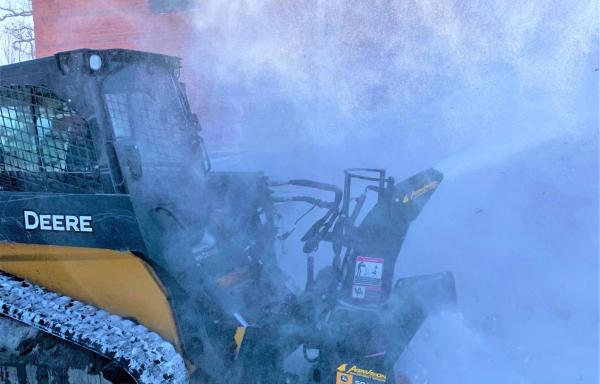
0,49,456,384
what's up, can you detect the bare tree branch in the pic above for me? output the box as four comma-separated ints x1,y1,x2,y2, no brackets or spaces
0,0,34,63
0,0,32,21
0,7,32,22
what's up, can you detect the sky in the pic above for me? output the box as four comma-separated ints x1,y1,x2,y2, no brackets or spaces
185,1,599,382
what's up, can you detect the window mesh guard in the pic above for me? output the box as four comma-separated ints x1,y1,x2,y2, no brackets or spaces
0,85,103,193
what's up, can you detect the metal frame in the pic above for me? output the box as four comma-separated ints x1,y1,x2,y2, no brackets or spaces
0,85,103,193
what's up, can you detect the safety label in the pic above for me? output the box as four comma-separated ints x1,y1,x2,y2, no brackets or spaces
353,256,384,286
351,284,382,301
352,256,384,301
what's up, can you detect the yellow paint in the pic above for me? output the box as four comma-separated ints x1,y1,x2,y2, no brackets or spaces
346,365,386,382
0,243,180,349
234,326,247,357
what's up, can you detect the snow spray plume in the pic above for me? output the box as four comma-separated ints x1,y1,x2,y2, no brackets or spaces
56,0,598,382
182,1,599,383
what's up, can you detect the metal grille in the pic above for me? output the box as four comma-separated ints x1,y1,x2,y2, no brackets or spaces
105,92,189,165
0,85,103,193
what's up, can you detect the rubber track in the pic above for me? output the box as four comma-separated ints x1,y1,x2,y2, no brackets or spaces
0,271,189,384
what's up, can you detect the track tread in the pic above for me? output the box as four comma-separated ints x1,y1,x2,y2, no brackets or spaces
0,271,189,384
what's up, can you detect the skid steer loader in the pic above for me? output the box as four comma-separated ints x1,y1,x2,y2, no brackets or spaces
0,49,456,384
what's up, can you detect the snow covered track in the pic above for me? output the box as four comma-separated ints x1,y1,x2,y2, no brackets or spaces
0,271,189,384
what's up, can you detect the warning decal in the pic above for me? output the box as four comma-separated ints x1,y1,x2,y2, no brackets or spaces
352,256,384,302
353,256,384,286
351,284,382,301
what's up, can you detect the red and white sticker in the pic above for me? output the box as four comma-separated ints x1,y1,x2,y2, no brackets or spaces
353,256,384,285
352,256,384,301
351,284,382,300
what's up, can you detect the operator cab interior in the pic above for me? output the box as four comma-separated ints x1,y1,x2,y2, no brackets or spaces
0,49,210,196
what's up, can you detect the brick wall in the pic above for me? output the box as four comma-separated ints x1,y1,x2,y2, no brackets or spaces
33,0,197,58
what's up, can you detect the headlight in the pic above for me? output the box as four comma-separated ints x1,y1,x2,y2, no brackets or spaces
89,54,102,71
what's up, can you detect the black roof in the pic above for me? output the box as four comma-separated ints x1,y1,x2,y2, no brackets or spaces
0,48,182,86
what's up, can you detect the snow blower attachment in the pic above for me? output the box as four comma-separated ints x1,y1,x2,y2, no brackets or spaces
0,49,456,384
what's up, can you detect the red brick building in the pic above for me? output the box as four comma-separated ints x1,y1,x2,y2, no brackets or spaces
32,0,228,145
33,0,197,58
